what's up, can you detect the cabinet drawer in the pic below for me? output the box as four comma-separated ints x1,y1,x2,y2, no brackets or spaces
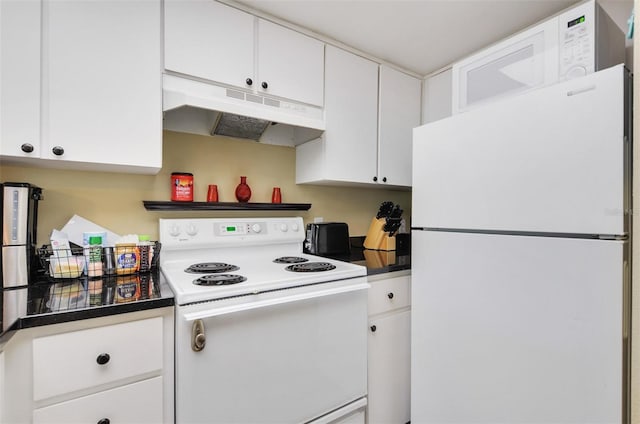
368,275,411,316
33,317,163,401
33,376,163,424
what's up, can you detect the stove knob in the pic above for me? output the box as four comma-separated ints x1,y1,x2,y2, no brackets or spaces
169,225,181,237
186,224,198,236
291,223,300,232
251,223,262,233
280,223,288,232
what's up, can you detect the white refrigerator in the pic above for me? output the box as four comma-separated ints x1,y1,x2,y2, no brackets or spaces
411,64,630,423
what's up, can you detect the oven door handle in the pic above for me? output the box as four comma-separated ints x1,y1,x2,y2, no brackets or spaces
183,282,370,321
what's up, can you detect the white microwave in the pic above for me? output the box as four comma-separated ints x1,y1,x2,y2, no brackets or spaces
452,0,625,114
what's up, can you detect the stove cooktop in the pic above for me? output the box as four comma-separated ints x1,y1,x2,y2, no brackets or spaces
159,217,366,305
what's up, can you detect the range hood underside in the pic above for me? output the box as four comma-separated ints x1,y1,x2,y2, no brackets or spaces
162,74,325,146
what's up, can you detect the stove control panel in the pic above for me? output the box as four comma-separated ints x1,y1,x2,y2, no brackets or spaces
159,217,304,249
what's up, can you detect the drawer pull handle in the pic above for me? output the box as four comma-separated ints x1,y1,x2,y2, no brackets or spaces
21,143,34,153
96,353,110,365
52,146,65,156
97,419,110,424
387,292,394,299
370,325,377,332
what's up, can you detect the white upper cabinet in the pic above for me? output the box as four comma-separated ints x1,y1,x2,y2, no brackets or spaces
164,0,254,90
296,47,420,188
378,65,421,187
44,0,162,172
257,19,324,106
0,0,41,159
164,0,324,107
296,45,379,185
0,0,162,174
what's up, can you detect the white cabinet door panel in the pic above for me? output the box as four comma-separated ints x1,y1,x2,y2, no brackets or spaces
33,377,163,424
368,310,411,424
378,66,420,187
0,0,41,159
258,19,324,107
323,46,378,184
45,0,161,169
413,65,627,235
164,0,253,89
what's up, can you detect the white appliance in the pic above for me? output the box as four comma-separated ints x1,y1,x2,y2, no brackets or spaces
452,0,625,114
159,217,369,424
412,64,630,423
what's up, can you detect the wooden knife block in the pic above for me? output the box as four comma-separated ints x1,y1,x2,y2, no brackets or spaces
363,217,396,251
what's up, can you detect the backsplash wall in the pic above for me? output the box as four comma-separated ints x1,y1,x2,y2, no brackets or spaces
0,130,411,245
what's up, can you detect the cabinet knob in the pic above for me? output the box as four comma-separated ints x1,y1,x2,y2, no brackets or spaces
96,353,110,365
373,176,378,182
246,78,253,86
387,292,394,299
382,177,387,183
97,419,110,424
52,146,65,156
261,81,268,89
20,143,34,153
370,325,377,332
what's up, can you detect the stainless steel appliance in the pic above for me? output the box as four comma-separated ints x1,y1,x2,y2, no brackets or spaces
412,65,630,422
1,182,42,288
159,217,369,423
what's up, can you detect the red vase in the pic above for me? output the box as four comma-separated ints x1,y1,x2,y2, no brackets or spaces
235,176,251,202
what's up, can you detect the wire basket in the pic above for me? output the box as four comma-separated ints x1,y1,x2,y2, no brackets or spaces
37,241,161,279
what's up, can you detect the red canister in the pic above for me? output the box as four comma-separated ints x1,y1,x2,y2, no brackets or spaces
171,172,194,202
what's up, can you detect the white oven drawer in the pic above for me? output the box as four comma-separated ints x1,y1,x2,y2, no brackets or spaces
33,376,163,424
32,317,163,401
175,278,369,424
368,275,411,316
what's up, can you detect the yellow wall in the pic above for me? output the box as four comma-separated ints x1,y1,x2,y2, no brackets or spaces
0,130,411,245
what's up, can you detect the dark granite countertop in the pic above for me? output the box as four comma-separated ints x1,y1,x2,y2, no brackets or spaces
1,270,174,342
316,235,411,276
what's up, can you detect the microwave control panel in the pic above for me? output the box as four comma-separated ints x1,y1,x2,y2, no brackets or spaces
558,3,595,80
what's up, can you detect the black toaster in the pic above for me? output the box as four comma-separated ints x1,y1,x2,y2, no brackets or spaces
304,222,351,257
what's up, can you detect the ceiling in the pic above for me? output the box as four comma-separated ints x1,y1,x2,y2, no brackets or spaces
233,0,633,77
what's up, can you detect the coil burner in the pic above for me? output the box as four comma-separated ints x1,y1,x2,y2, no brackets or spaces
185,262,239,274
285,262,337,273
273,256,309,264
193,274,247,286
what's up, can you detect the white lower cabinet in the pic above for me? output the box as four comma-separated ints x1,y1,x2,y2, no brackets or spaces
367,273,411,424
33,377,163,424
1,308,173,423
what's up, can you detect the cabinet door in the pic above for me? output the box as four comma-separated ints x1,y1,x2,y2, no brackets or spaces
0,0,41,159
44,0,162,170
164,0,254,90
32,376,163,424
258,19,324,107
378,66,421,188
368,310,411,424
324,46,378,184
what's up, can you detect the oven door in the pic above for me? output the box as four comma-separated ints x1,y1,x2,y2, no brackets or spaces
175,277,369,424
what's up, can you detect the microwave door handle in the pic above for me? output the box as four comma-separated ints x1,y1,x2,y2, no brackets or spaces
182,282,370,321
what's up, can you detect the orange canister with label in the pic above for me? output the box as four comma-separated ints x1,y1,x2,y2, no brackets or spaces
171,172,194,202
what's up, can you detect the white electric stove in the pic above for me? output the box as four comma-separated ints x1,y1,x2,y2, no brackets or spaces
159,217,369,424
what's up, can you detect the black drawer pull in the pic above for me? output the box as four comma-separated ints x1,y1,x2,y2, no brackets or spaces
96,353,110,365
21,143,34,153
370,325,377,332
97,419,110,424
387,292,394,299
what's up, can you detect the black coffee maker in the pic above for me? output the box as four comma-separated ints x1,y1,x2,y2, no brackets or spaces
1,182,43,288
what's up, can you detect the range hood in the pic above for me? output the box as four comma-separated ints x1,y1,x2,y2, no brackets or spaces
162,74,325,146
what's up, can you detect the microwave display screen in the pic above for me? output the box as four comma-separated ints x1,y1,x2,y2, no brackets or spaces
567,15,585,28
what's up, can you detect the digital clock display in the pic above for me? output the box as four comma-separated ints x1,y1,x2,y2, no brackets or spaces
226,226,236,232
567,15,585,28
